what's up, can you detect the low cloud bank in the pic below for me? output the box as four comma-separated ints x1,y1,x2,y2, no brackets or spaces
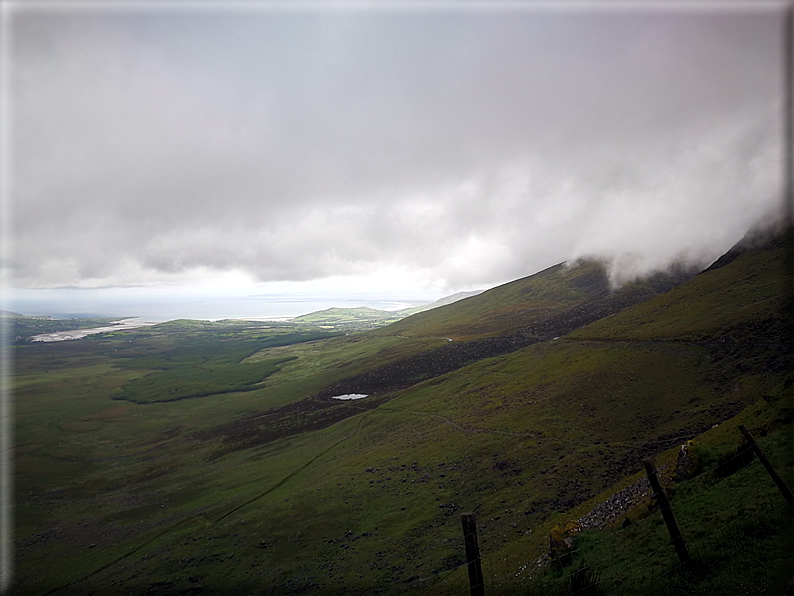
7,8,785,295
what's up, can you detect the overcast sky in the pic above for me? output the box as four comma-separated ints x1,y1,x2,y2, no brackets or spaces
2,1,787,315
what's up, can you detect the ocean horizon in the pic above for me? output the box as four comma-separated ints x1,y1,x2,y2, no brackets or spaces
6,292,433,323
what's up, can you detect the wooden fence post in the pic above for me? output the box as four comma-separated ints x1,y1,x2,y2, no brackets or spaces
643,460,690,566
461,513,485,596
738,424,794,505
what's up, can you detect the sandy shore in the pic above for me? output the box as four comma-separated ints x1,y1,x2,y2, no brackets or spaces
31,318,159,342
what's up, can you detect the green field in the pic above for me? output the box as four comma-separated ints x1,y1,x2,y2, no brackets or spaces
9,224,794,594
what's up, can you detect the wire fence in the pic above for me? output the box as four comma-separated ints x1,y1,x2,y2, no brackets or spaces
505,435,790,596
380,430,789,596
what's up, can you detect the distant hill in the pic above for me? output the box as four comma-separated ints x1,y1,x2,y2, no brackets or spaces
292,306,402,330
291,290,484,331
0,309,24,318
395,290,484,316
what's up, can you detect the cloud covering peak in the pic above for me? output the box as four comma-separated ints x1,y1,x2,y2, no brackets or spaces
6,5,785,294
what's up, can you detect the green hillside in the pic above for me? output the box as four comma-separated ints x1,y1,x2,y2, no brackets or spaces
292,306,403,331
571,226,791,344
307,259,700,402
10,223,793,595
290,292,484,332
378,258,699,341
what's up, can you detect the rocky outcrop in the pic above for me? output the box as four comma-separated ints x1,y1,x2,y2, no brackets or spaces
578,477,651,530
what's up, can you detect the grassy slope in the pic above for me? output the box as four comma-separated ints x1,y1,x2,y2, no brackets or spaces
377,261,587,340
11,229,792,594
292,307,403,330
569,231,790,343
378,259,698,341
519,383,794,596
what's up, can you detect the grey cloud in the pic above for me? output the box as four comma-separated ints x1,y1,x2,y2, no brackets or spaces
8,7,785,291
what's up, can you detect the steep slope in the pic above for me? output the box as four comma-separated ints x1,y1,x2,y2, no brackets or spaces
395,290,484,317
570,223,792,345
377,260,602,340
235,225,789,480
314,259,699,399
378,258,698,341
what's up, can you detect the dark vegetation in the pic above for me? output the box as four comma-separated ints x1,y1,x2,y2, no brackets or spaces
113,355,297,403
10,222,793,595
112,327,335,403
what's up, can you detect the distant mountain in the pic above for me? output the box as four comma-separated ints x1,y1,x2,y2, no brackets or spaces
395,290,484,317
0,310,24,318
263,219,791,480
571,220,792,346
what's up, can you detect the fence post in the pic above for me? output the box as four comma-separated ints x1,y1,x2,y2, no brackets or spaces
738,424,794,505
461,513,485,596
643,460,690,566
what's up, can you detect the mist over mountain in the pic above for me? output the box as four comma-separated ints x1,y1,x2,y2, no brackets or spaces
7,6,783,305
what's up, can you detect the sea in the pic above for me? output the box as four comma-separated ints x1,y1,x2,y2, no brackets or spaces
7,291,433,323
